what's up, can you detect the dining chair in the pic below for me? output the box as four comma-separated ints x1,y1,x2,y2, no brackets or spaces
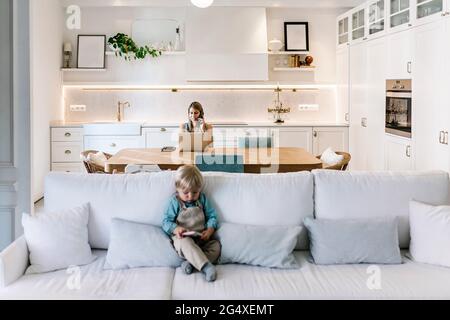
315,151,351,171
238,136,272,149
195,154,244,173
80,150,113,174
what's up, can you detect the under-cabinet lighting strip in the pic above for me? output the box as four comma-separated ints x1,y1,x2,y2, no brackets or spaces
63,84,336,92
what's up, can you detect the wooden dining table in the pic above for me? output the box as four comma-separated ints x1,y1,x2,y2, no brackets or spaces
104,147,323,174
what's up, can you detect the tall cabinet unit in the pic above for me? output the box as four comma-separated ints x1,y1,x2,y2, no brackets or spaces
336,47,350,124
349,40,369,170
413,18,449,171
366,37,388,170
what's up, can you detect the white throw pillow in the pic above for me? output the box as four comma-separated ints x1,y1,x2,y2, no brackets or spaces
320,147,344,166
409,200,450,268
22,203,96,274
86,151,108,168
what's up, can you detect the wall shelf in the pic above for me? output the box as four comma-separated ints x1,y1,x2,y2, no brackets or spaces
268,51,310,55
105,51,186,56
61,68,107,72
273,67,316,72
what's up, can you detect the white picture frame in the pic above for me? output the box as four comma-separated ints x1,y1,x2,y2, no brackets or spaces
77,35,106,69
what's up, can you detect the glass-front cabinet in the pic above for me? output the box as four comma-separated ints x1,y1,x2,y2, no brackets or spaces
368,0,386,36
352,7,366,41
390,0,412,28
416,0,444,20
338,15,350,46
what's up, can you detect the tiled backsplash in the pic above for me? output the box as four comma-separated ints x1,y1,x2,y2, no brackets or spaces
64,88,338,123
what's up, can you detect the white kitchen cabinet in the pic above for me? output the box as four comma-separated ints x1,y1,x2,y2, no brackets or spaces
84,135,145,155
415,0,447,26
144,127,179,148
389,0,413,31
385,134,414,170
413,19,449,171
366,37,388,171
386,29,413,79
337,13,351,47
51,128,84,172
336,46,350,124
312,127,349,156
367,0,387,38
349,40,368,170
351,5,368,42
272,127,313,152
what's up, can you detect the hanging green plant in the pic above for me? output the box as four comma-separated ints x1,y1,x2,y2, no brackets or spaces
107,33,162,61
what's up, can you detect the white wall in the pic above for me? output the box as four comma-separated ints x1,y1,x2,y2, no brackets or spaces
31,0,64,201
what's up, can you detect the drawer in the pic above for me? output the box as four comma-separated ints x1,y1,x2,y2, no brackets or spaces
52,142,83,162
52,162,85,173
144,128,179,148
84,135,145,154
51,128,83,142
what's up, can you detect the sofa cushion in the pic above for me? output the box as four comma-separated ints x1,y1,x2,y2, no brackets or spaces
409,200,450,268
22,204,96,274
313,170,450,249
105,218,182,269
44,172,314,250
304,217,402,265
216,222,301,269
172,251,450,300
0,250,175,300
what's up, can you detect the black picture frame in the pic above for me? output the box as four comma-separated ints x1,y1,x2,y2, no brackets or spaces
284,22,309,52
76,35,106,69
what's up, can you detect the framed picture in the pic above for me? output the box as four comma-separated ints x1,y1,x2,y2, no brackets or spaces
284,22,309,52
77,35,106,69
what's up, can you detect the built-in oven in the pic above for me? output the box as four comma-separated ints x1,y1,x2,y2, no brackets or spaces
385,79,412,138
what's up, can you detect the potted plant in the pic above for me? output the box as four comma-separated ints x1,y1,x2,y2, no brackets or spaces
108,33,161,61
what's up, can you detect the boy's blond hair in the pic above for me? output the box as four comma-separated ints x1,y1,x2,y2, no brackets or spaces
175,165,204,191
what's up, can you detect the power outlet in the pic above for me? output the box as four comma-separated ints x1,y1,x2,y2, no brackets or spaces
70,104,86,112
298,104,319,111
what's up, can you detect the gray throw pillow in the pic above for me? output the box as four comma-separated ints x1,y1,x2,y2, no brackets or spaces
105,218,182,269
303,217,402,265
216,222,301,269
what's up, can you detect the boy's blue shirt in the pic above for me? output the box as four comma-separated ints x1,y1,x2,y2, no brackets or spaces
162,192,218,236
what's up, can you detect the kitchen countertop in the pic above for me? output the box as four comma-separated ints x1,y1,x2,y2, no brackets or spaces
50,120,349,128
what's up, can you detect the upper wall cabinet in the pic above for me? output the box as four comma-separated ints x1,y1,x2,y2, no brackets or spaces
389,0,413,31
351,6,367,42
415,0,449,25
368,0,387,38
337,13,350,47
185,7,268,81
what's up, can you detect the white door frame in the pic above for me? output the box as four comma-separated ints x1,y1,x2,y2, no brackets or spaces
0,0,32,250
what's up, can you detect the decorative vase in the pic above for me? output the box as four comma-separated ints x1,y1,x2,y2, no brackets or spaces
305,56,314,66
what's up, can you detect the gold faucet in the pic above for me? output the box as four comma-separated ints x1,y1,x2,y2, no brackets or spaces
117,101,130,122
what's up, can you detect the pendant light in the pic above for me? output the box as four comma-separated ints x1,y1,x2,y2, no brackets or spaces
191,0,214,8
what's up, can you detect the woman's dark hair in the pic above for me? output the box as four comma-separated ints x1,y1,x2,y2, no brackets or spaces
187,102,205,132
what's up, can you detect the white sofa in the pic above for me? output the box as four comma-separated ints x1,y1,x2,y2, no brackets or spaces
1,170,450,300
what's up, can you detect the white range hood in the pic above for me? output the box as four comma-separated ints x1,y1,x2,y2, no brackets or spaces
185,7,268,81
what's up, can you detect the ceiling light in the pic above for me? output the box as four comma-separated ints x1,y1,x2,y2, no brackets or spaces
191,0,214,8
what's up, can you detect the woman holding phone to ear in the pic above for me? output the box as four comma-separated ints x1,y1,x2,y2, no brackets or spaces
180,102,213,133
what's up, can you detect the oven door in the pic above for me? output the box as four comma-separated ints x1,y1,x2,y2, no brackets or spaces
385,92,412,138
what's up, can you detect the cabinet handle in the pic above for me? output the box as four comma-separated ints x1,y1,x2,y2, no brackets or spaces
110,143,117,147
406,145,411,158
160,128,166,132
313,131,318,138
64,132,71,137
445,132,449,145
407,62,412,74
345,113,349,122
440,131,445,144
65,150,71,155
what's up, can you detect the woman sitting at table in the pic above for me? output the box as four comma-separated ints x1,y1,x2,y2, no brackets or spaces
180,102,213,133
